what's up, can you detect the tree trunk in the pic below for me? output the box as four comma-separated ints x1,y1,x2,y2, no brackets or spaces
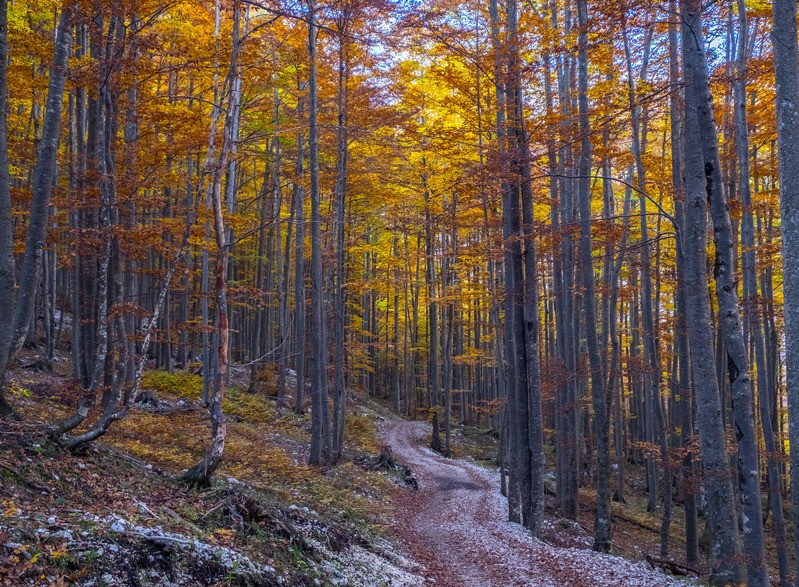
332,14,351,461
307,0,331,466
0,0,17,418
686,1,767,582
771,1,799,584
575,0,610,551
293,82,307,415
10,5,73,357
183,0,241,487
667,0,699,562
680,1,743,582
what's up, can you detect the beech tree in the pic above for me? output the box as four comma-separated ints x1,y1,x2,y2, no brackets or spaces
772,0,799,582
680,0,742,582
0,0,14,418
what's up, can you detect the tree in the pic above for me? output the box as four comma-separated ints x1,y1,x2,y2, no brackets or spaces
0,0,15,418
680,0,743,582
10,4,74,358
575,0,610,552
307,0,332,466
183,0,242,486
1,2,74,417
772,0,799,583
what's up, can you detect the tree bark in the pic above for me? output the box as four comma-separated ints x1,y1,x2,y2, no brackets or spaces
771,1,799,584
680,1,743,582
307,0,331,466
685,1,767,582
332,10,351,461
293,83,307,415
183,0,242,486
10,5,73,357
575,0,610,551
0,0,17,418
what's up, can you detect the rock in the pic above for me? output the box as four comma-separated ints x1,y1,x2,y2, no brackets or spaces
110,519,127,533
543,471,557,495
47,516,56,525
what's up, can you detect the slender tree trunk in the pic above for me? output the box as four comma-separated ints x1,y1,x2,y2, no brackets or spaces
505,0,541,534
733,3,788,583
0,0,17,418
771,1,799,584
680,1,743,582
10,6,74,357
667,0,699,563
552,1,580,520
183,0,241,486
332,16,351,460
424,181,441,453
307,0,331,466
293,81,307,415
575,0,610,551
684,1,767,582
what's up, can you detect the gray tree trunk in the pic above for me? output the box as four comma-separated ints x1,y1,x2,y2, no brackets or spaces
332,12,351,460
552,0,580,520
0,0,16,418
680,1,743,583
183,0,242,486
10,6,73,357
293,83,307,415
667,0,698,563
307,0,331,466
685,1,767,582
575,0,610,551
734,2,787,584
771,1,799,584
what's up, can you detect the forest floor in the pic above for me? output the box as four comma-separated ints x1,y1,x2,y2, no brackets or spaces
0,352,717,586
0,354,426,586
386,420,695,587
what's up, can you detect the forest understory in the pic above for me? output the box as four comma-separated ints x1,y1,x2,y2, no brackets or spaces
0,350,765,586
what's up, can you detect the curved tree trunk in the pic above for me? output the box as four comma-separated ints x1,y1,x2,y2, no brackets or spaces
183,0,241,487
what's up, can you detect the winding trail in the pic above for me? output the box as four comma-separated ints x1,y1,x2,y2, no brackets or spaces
385,420,691,587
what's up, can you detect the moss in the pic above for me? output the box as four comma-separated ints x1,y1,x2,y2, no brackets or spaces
345,413,381,454
141,370,204,400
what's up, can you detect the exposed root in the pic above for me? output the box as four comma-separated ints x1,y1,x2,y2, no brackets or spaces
359,444,419,490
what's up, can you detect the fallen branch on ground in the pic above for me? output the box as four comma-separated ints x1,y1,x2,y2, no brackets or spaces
643,553,702,577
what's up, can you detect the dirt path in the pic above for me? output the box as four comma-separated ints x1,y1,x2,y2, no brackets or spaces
385,420,692,587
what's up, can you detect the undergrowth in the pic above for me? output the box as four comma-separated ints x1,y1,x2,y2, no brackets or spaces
2,368,401,585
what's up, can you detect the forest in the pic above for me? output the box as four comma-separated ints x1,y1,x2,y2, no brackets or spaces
2,0,799,585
